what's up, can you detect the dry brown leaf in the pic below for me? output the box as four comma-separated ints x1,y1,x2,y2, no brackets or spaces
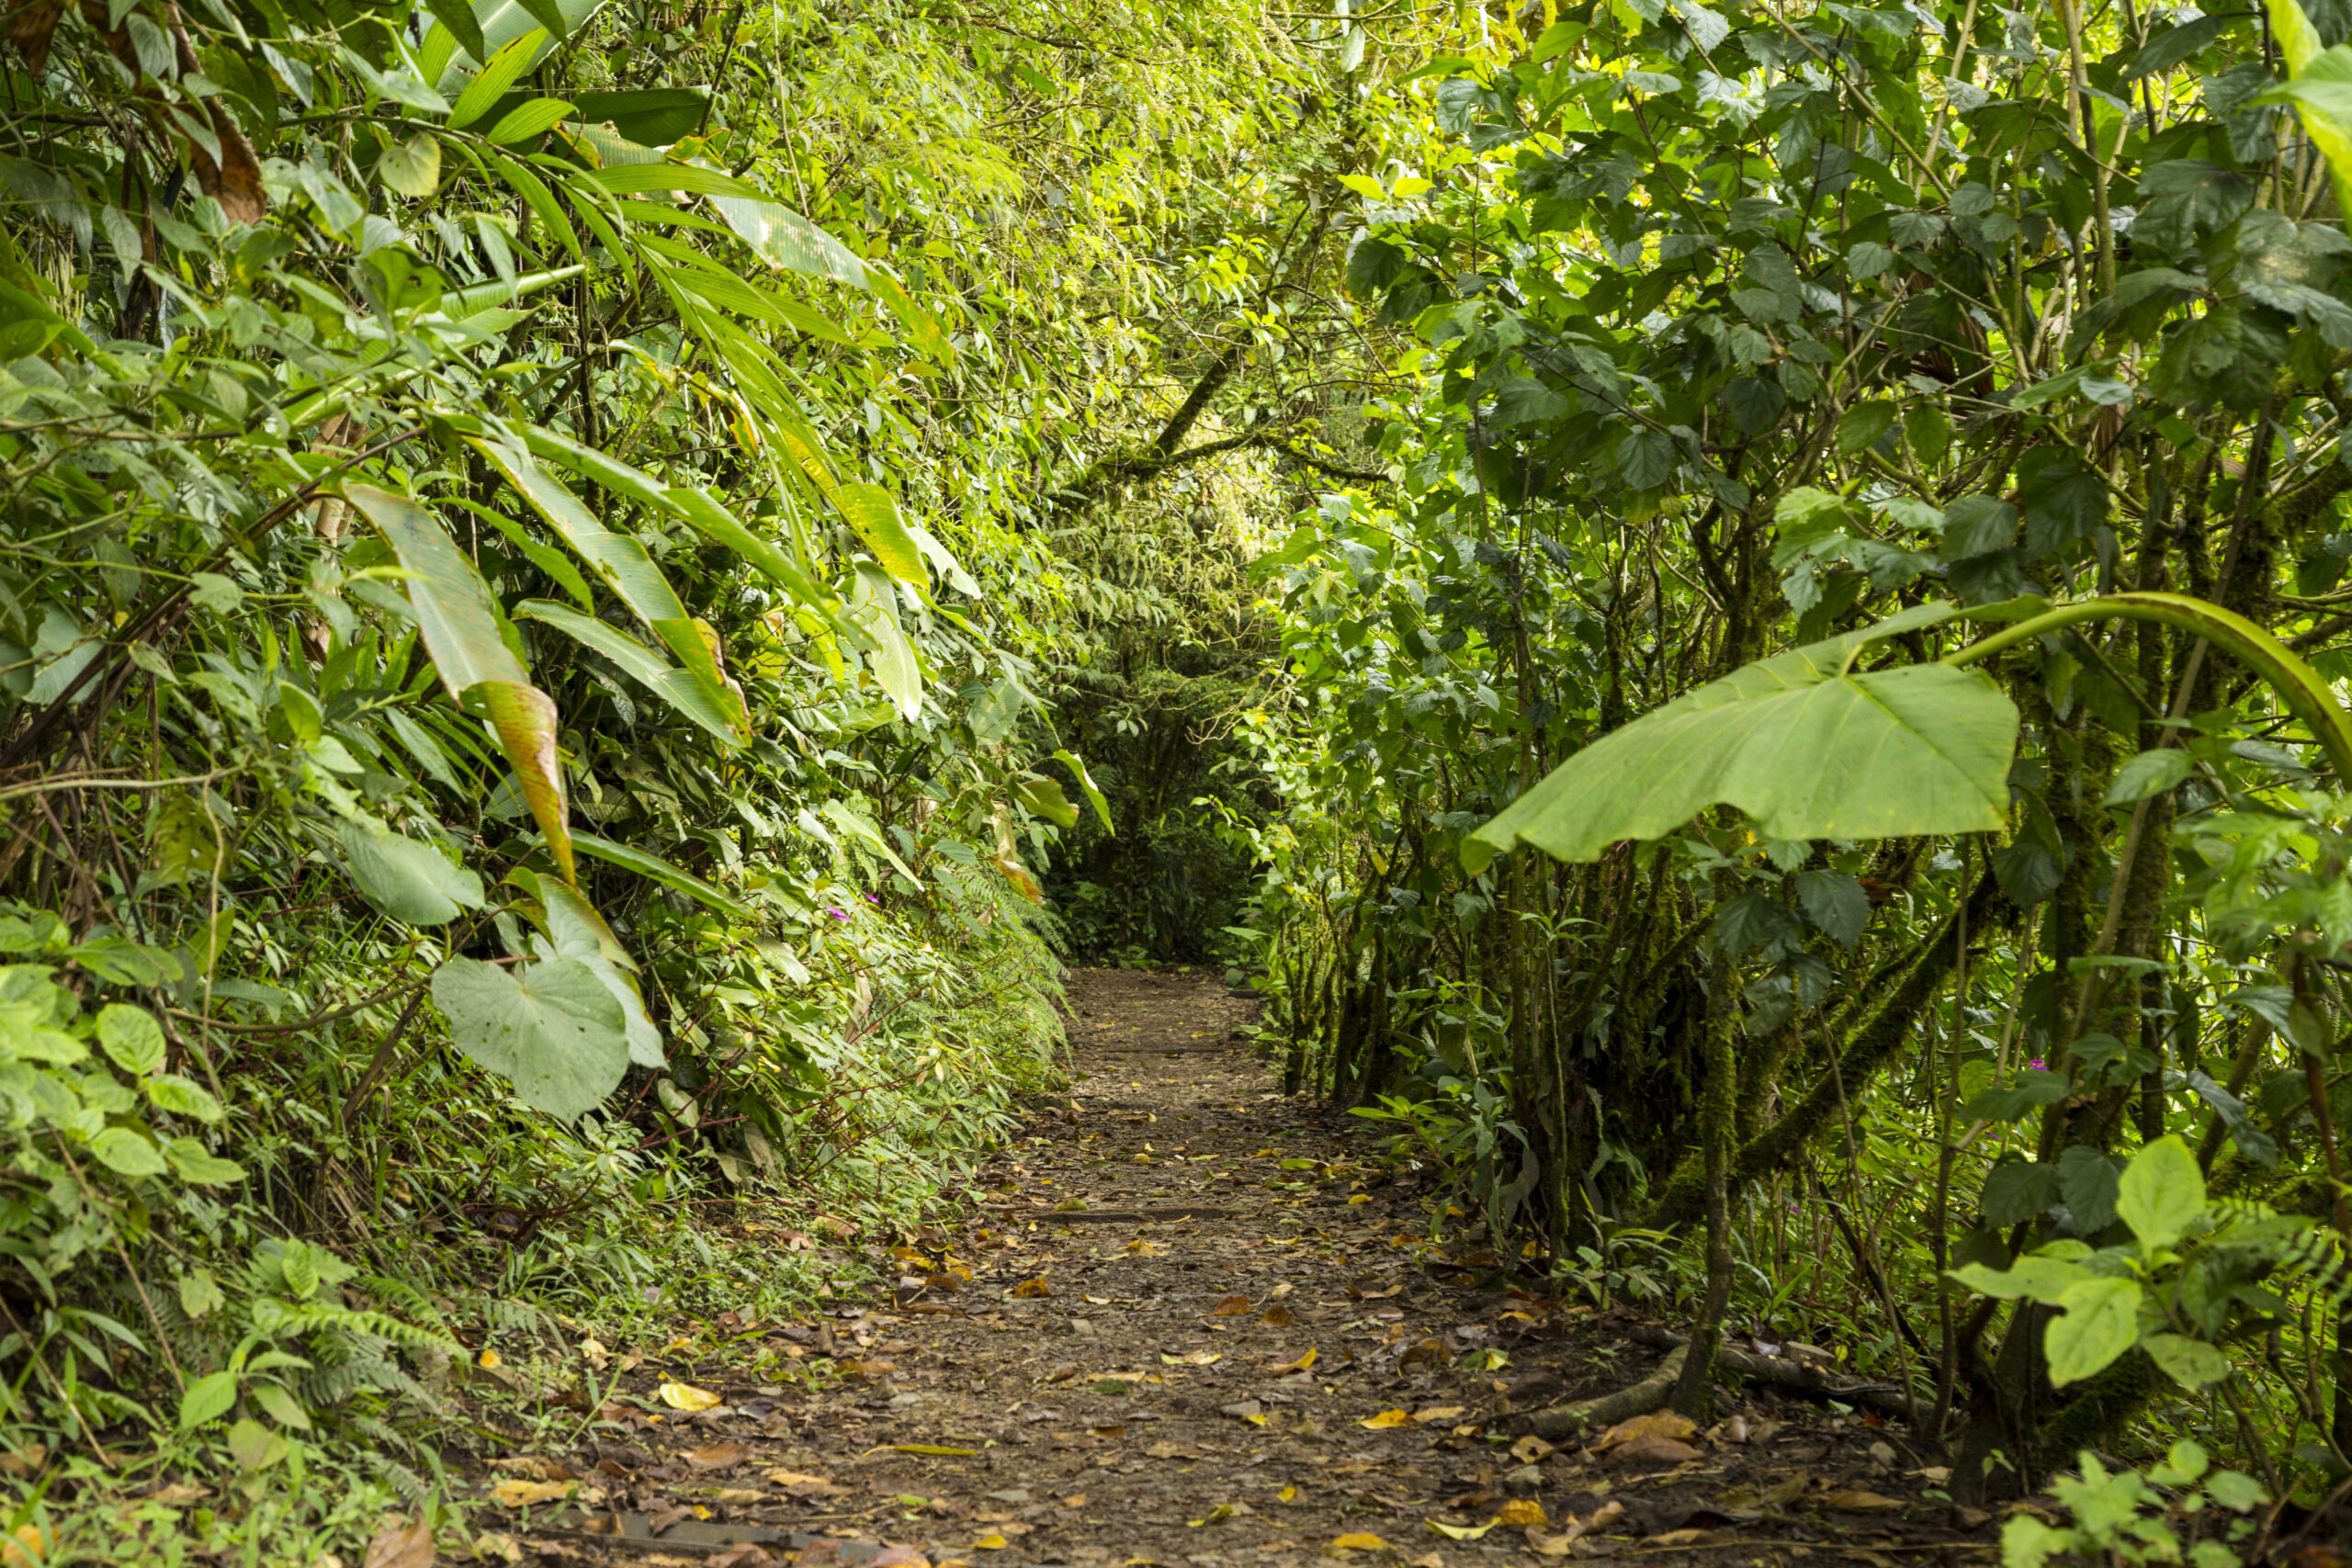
705,1547,777,1568
1413,1404,1465,1425
1609,1436,1702,1467
1528,1531,1575,1560
644,1506,695,1535
711,1488,764,1505
686,1443,752,1472
1012,1278,1054,1298
1261,1303,1295,1326
1510,1435,1556,1465
1358,1409,1412,1430
6,0,61,73
1145,1441,1197,1460
488,1479,576,1508
0,1449,43,1483
1594,1411,1697,1450
1650,1529,1724,1547
489,1456,577,1481
1495,1499,1547,1528
1822,1490,1905,1512
362,1516,435,1568
1211,1295,1252,1315
1267,1347,1317,1373
869,1551,930,1568
1061,1492,1088,1508
0,1525,47,1568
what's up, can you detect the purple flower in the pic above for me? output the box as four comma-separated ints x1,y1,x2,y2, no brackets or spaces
824,906,850,921
2027,1057,2045,1071
865,894,882,906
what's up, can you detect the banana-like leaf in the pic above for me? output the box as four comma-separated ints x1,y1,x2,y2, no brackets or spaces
569,831,754,918
342,819,484,925
345,485,579,883
1015,777,1078,829
702,194,867,286
481,96,574,144
424,0,608,88
571,87,710,143
834,483,928,589
1465,602,2015,868
469,437,751,742
447,27,547,128
514,599,746,747
1052,749,1115,832
508,868,665,1069
850,562,923,719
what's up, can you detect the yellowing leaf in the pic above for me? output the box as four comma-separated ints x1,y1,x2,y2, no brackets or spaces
1012,1278,1054,1298
972,1535,1011,1551
1428,1519,1496,1540
1496,1499,1548,1528
892,1444,978,1456
1358,1409,1414,1429
1211,1295,1252,1314
1332,1534,1391,1551
1413,1404,1465,1424
658,1381,721,1412
1268,1347,1317,1372
1160,1350,1221,1366
489,1479,576,1507
477,1348,502,1369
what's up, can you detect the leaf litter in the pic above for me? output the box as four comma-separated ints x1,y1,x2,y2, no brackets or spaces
437,968,1993,1568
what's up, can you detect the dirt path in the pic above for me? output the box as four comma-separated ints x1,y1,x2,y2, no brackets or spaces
492,968,1992,1568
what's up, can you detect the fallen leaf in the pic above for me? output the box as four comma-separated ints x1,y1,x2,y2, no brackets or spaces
1277,1486,1297,1503
1146,1441,1198,1460
658,1382,722,1413
1428,1519,1496,1540
764,1469,834,1487
0,1525,43,1568
478,1348,503,1370
1609,1436,1702,1467
1261,1304,1295,1326
1823,1490,1905,1512
1160,1349,1220,1365
970,1536,1010,1551
488,1479,576,1508
1358,1409,1413,1430
686,1442,752,1472
362,1517,435,1568
870,1551,930,1568
1528,1532,1575,1560
148,1483,210,1506
1061,1493,1087,1508
1495,1499,1547,1528
1211,1295,1253,1315
471,1532,523,1564
1332,1534,1391,1551
893,1445,979,1457
1650,1529,1723,1547
1910,1466,1954,1484
712,1487,765,1505
490,1456,577,1481
1268,1347,1317,1373
1012,1279,1054,1298
1124,1239,1162,1256
1413,1404,1465,1425
1220,1400,1264,1420
1594,1411,1696,1450
1511,1435,1556,1465
577,1337,610,1371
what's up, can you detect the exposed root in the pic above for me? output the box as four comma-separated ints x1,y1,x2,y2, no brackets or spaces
1511,1344,1689,1439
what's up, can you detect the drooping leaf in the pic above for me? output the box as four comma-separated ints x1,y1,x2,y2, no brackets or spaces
431,955,629,1122
341,818,484,925
514,599,746,747
569,832,754,919
832,483,928,589
1466,603,2015,868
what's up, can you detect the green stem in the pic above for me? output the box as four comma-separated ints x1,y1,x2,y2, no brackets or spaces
1946,592,2352,781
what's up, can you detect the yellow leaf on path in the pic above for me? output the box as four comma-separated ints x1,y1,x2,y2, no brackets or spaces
1511,1435,1557,1465
1527,1531,1577,1559
892,1444,978,1456
1332,1534,1391,1551
1012,1278,1054,1298
1124,1239,1162,1256
1277,1485,1297,1502
1211,1295,1252,1314
1358,1409,1413,1429
1268,1347,1317,1372
764,1469,833,1486
1160,1350,1221,1365
488,1479,576,1507
1495,1498,1548,1528
1061,1492,1088,1508
1413,1404,1465,1424
1428,1518,1496,1540
1594,1410,1695,1450
477,1348,502,1370
658,1381,721,1412
971,1535,1010,1551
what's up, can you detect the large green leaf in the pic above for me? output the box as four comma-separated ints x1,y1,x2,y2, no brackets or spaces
569,832,754,919
1465,603,2015,868
2045,1278,2143,1386
833,483,928,589
345,485,579,884
431,955,628,1121
514,599,746,748
2115,1134,2205,1251
447,26,548,128
341,819,485,925
515,872,665,1070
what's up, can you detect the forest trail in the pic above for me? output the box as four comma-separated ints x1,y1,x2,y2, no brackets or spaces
473,969,1994,1568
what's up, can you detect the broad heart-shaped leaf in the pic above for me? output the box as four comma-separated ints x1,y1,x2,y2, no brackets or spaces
341,818,485,925
1466,602,2016,868
509,869,666,1070
346,485,576,884
2044,1277,2143,1386
2142,1332,2232,1388
96,1002,164,1076
431,955,628,1122
2116,1134,2206,1250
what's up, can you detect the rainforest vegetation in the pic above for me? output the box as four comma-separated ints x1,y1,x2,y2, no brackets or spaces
8,0,2352,1551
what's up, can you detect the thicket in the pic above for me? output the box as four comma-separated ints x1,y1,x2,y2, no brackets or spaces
0,0,1394,1553
1235,0,2352,1523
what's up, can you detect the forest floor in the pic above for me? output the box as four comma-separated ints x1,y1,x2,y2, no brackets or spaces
456,968,2003,1568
